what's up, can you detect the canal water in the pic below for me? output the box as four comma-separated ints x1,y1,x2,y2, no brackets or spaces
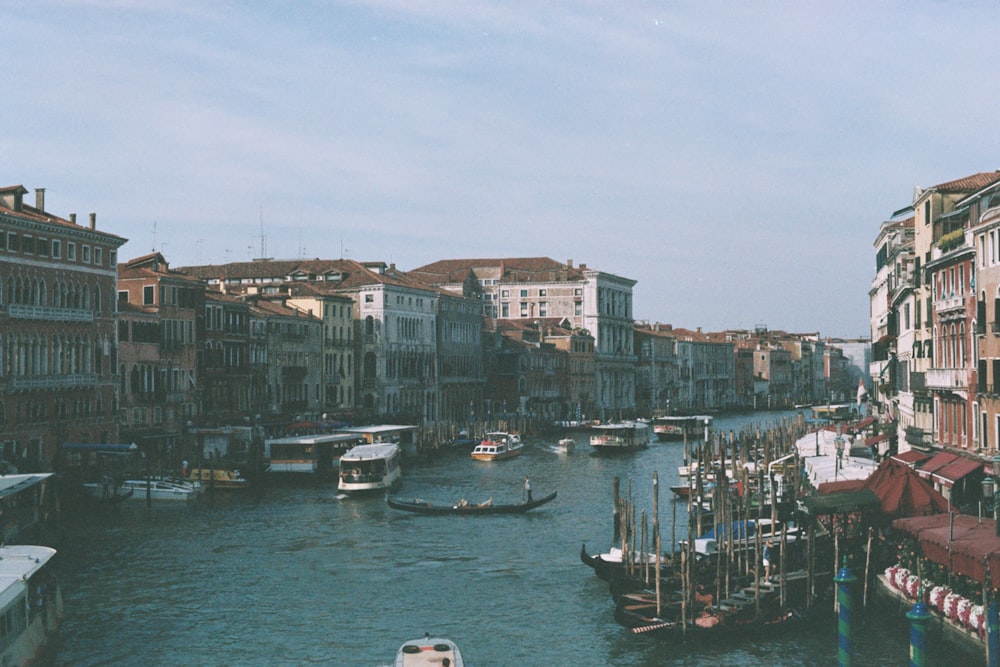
47,411,962,666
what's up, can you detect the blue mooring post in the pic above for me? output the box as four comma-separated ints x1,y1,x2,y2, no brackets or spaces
906,587,931,667
834,559,857,667
989,601,999,667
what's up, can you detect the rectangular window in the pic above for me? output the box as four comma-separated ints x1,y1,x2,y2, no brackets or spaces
7,233,18,252
22,236,33,254
94,247,103,266
365,294,374,303
520,302,528,317
501,290,509,298
520,289,528,297
82,245,91,263
109,250,116,266
67,242,76,260
539,289,546,297
37,238,48,256
143,285,154,305
539,301,548,316
51,239,61,258
118,290,129,303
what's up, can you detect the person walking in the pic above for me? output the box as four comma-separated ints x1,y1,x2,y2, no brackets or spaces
523,477,532,502
762,540,774,582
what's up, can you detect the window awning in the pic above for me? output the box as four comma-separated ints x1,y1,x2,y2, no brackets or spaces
932,457,983,487
916,452,958,479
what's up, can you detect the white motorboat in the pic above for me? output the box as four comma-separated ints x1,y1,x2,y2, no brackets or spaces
471,432,524,461
122,477,203,501
556,437,575,453
395,634,464,667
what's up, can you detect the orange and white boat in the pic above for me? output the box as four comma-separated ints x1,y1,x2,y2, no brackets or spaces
471,432,523,461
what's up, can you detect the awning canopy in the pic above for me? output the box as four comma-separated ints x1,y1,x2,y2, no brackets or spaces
931,457,983,487
853,417,876,431
892,450,932,466
865,434,888,447
893,513,1000,588
916,452,958,479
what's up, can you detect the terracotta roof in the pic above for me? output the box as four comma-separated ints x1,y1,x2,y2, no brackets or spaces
408,257,586,283
0,187,127,243
931,171,1000,194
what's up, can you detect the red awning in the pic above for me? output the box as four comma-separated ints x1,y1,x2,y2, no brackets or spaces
916,452,958,479
892,450,932,465
931,457,983,487
853,417,876,431
893,514,1000,588
865,434,887,447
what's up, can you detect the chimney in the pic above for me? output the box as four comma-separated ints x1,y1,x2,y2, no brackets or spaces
69,213,77,225
89,212,96,229
35,188,45,212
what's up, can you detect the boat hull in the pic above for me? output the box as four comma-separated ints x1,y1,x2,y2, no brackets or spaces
388,491,556,515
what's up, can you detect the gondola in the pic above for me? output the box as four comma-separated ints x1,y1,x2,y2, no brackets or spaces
387,490,556,515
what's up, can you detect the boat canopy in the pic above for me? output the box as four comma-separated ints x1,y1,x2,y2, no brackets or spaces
61,443,138,453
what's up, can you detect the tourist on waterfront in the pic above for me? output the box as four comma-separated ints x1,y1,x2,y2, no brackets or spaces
762,540,774,582
523,477,532,502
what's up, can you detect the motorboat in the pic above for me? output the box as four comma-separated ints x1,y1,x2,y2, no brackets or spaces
338,443,403,494
652,415,712,441
121,477,203,501
387,490,556,515
589,421,649,452
556,438,575,453
81,479,135,504
395,634,464,667
0,545,63,666
470,432,523,461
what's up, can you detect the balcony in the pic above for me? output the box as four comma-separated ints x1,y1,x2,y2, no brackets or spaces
904,426,930,447
925,368,968,391
933,294,966,315
8,304,93,322
8,374,99,390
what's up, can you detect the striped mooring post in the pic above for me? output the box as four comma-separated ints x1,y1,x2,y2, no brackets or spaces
834,559,857,667
905,588,931,667
989,601,999,667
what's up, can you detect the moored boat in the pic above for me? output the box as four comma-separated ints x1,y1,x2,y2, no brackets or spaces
121,477,202,501
470,432,523,461
337,443,403,494
652,415,712,442
187,468,250,490
387,490,556,515
395,634,464,667
0,545,63,665
81,479,135,504
589,421,649,452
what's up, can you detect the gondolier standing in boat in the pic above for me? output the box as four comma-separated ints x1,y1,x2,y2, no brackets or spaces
762,540,774,582
523,477,532,502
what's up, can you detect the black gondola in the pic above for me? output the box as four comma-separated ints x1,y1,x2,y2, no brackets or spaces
387,490,556,515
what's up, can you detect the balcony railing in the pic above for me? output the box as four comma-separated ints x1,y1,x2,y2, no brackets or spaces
8,374,99,390
925,368,968,391
8,304,93,322
934,295,965,314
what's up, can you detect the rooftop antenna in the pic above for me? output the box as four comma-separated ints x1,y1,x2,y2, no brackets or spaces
151,220,158,252
259,206,267,260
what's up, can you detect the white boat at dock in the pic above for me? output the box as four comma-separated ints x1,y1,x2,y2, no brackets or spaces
121,477,203,501
0,545,63,666
652,415,712,441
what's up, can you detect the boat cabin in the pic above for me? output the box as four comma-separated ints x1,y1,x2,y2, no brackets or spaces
265,433,364,474
337,443,403,493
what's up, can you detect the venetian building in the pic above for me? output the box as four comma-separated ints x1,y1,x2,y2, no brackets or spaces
117,252,204,462
967,179,1000,454
870,208,914,449
915,172,1000,456
409,257,638,418
0,186,126,467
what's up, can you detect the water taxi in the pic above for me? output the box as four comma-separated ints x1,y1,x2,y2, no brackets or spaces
556,437,575,453
589,421,649,452
337,443,403,494
652,415,712,441
0,545,63,666
471,432,523,461
395,634,464,667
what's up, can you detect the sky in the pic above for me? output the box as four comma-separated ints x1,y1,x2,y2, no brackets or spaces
4,1,1000,339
